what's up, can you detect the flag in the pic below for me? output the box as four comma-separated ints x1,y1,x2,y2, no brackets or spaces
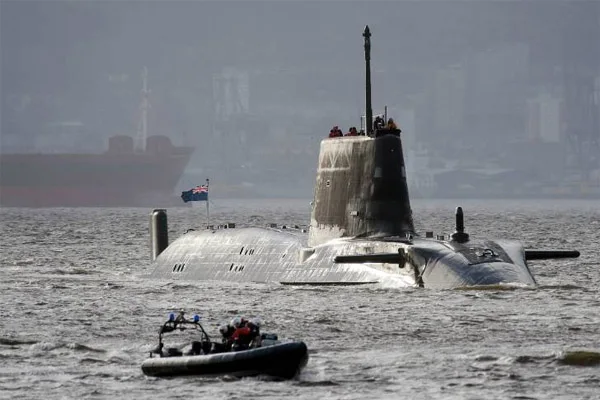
181,185,208,202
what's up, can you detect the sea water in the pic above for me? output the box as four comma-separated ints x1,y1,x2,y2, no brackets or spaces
1,199,599,400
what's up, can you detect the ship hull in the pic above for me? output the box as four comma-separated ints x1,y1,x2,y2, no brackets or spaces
0,149,193,207
0,186,186,207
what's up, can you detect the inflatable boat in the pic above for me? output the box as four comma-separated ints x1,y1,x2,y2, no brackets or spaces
141,312,308,379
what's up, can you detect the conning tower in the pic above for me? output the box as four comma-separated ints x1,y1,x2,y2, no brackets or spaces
308,26,414,247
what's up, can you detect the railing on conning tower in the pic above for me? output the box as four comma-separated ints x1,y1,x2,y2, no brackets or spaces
360,106,388,135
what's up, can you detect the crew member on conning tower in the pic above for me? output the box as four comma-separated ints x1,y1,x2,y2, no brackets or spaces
329,126,343,138
373,116,385,131
345,127,359,136
386,118,398,130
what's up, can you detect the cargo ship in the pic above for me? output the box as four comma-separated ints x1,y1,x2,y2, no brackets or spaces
0,68,195,207
0,135,194,207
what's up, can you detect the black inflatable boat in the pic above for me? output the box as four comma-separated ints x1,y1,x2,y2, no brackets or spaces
141,312,308,379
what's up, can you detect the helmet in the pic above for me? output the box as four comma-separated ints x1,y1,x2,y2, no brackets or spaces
231,316,244,328
248,317,262,328
219,324,229,335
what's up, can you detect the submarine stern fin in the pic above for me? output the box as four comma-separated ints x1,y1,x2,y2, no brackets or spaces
524,250,581,260
334,252,406,264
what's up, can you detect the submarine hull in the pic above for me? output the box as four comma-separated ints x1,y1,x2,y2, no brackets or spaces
150,226,537,288
150,227,415,285
410,238,537,288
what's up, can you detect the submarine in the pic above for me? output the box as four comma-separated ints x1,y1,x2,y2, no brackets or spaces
147,26,580,289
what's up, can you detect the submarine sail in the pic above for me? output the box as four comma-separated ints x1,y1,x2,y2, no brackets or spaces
309,132,414,247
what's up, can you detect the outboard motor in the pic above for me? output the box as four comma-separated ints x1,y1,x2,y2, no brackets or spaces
150,209,169,260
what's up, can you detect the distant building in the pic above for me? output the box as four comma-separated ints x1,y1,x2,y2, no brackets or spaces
463,43,529,140
393,108,417,146
212,67,250,122
526,92,563,143
595,75,600,141
432,65,465,137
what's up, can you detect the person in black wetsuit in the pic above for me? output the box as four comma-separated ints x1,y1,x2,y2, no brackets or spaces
211,321,236,353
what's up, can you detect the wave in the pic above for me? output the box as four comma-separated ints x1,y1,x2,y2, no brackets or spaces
556,350,600,367
49,268,96,275
0,337,38,346
78,357,108,364
66,343,106,353
24,341,106,354
13,259,35,266
471,351,600,368
294,380,340,387
538,284,587,291
455,282,534,291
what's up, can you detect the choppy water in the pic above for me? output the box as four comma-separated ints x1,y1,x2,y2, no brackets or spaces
1,199,599,400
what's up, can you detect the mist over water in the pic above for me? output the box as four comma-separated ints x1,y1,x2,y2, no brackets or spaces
1,199,599,399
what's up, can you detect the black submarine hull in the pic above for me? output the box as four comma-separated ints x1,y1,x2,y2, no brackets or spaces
141,341,308,379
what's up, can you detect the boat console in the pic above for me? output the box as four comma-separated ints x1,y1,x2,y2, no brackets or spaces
150,310,212,358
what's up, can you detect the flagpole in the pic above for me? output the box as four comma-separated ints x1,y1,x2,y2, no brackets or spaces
205,178,210,227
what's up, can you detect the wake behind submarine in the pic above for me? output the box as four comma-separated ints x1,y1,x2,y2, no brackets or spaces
148,26,580,289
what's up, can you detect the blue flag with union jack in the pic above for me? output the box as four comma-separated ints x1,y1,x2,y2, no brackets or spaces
181,184,208,202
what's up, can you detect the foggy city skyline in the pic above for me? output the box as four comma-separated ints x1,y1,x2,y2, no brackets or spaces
1,0,599,203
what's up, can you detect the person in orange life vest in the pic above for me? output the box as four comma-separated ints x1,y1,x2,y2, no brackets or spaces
345,126,358,136
386,118,398,130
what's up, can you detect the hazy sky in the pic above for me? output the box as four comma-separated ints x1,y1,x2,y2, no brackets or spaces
1,1,598,196
3,1,583,85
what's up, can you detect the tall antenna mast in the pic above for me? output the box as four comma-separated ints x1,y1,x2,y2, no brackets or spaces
363,26,373,137
136,66,150,152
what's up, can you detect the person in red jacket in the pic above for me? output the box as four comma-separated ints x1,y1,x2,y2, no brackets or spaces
345,127,358,136
329,126,343,138
230,316,261,351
